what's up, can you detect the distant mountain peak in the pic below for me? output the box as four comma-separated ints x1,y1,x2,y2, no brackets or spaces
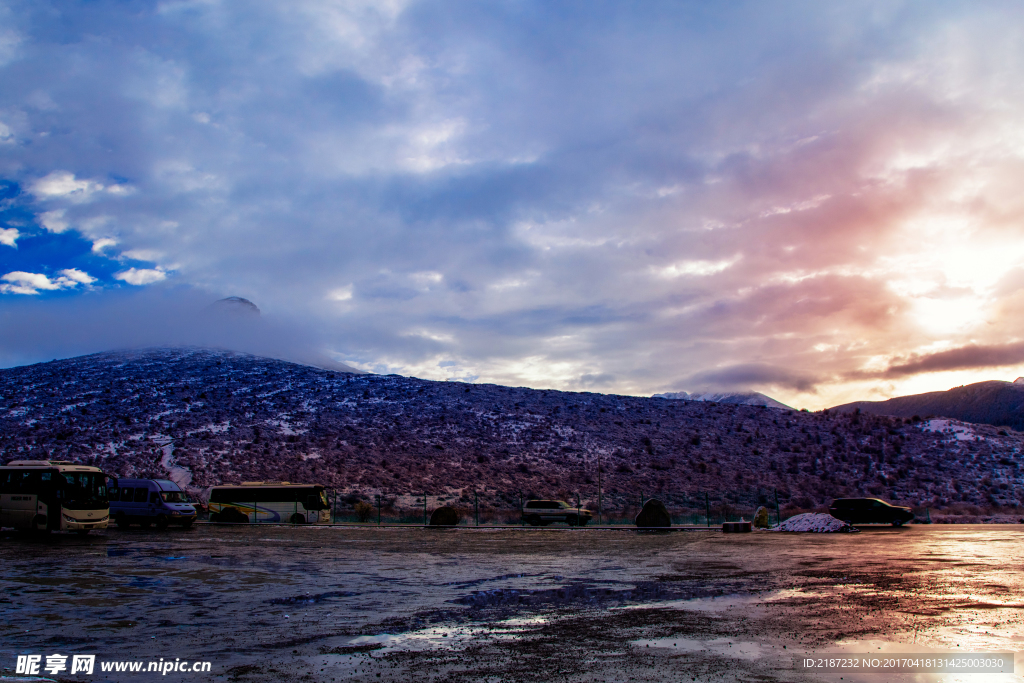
211,296,261,317
653,390,791,410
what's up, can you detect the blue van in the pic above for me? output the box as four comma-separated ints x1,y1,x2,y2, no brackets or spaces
108,479,197,529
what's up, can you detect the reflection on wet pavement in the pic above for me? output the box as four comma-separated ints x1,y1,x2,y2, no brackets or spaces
1,525,1023,682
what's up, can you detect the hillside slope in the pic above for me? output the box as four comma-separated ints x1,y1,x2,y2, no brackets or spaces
831,381,1024,432
1,348,1022,513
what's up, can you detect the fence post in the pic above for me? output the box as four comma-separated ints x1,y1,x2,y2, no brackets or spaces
475,491,479,527
576,493,580,528
774,488,780,527
254,497,257,524
333,490,337,524
519,491,524,526
705,492,710,529
376,494,381,526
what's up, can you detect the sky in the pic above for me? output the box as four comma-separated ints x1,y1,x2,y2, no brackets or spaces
2,0,1024,409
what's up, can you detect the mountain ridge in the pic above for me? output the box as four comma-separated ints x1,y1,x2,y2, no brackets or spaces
1,348,1022,514
830,380,1024,432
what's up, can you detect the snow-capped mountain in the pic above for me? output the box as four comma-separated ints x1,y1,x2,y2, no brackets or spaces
653,391,792,410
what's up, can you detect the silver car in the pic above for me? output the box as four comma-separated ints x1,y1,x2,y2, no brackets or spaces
522,500,592,526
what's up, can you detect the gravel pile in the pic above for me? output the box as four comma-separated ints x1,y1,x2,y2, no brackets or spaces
774,513,858,533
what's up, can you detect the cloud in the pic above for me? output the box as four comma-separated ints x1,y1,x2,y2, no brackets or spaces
685,363,819,393
39,210,70,233
0,286,358,372
30,172,133,203
655,256,741,279
31,172,106,202
91,237,118,253
114,268,167,286
882,342,1024,377
327,285,354,301
0,269,96,295
0,227,17,247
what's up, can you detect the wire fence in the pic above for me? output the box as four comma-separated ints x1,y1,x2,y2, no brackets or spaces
314,489,791,527
198,487,939,527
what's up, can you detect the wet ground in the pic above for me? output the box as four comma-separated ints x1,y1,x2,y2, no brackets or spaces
2,525,1023,683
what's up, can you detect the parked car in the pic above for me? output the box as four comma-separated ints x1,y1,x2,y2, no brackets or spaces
828,498,914,527
108,478,197,529
522,500,592,526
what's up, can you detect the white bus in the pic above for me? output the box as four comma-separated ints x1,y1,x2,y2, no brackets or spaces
207,482,331,524
0,460,110,534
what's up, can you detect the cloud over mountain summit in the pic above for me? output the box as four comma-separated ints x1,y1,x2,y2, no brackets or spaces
1,1,1024,407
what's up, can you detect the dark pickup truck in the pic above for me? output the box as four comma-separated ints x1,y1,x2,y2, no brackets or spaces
828,498,914,527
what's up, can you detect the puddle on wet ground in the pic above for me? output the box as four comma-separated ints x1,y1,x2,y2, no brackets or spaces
307,614,554,677
634,635,776,660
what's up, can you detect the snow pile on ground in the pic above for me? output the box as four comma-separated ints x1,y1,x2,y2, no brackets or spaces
774,513,857,533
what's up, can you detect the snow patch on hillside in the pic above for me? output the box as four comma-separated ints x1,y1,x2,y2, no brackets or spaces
920,419,980,441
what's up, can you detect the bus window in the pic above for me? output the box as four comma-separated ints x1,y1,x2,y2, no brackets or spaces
121,487,135,502
150,492,160,504
160,491,187,503
133,488,148,503
57,472,107,509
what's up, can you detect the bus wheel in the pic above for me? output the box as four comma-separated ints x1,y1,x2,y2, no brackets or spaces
76,530,90,536
565,515,578,527
290,513,306,524
892,520,904,527
181,519,194,529
526,515,541,527
139,520,152,529
31,515,50,535
209,512,220,523
116,513,131,529
155,515,169,530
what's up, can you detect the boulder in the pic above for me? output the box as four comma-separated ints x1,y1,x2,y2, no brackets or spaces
429,506,461,526
634,499,672,528
753,506,770,528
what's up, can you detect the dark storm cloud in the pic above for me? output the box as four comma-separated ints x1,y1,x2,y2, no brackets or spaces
2,0,1024,407
685,363,818,393
882,342,1024,378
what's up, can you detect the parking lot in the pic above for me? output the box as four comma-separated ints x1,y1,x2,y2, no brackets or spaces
2,524,1023,682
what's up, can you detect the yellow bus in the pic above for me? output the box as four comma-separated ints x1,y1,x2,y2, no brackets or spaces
207,482,331,524
0,460,110,534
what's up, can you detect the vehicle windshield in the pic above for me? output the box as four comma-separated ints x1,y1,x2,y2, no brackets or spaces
58,472,108,510
160,491,188,503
